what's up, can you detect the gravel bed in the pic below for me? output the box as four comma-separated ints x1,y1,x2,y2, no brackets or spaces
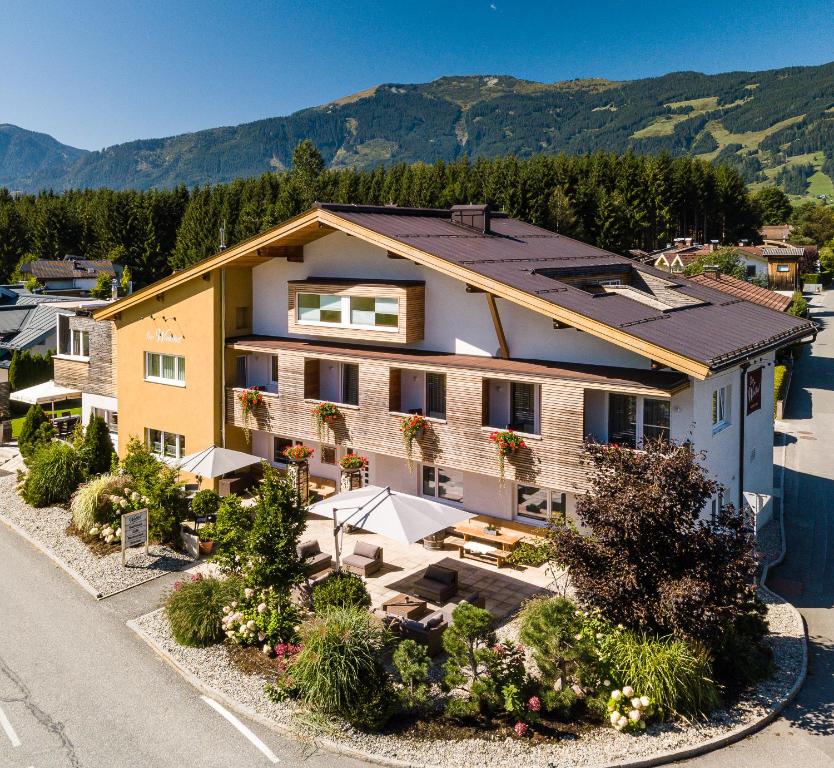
757,514,782,567
0,475,193,598
134,588,804,768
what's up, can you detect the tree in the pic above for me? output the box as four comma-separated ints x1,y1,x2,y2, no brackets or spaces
119,264,132,294
18,404,55,459
247,463,308,604
89,271,112,299
549,440,760,648
290,140,325,209
683,247,747,279
9,350,53,392
81,415,113,475
791,202,834,246
752,186,792,225
442,601,496,688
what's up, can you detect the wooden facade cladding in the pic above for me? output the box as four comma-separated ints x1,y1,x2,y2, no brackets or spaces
224,348,623,493
287,278,425,343
53,316,117,397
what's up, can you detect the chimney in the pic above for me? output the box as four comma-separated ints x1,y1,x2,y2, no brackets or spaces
703,265,721,279
450,204,491,234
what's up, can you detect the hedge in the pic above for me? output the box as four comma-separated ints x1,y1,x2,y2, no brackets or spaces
774,364,788,417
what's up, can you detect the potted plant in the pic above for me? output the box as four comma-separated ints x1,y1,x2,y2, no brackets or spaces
282,444,314,463
485,523,501,536
489,429,526,483
339,453,368,472
312,401,341,443
238,387,264,442
198,522,216,556
400,413,427,472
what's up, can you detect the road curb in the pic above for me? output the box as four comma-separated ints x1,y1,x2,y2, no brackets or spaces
0,511,100,599
128,603,809,768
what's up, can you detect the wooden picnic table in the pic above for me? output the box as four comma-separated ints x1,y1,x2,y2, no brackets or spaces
453,522,524,551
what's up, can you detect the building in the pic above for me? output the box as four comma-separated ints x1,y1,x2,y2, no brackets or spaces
19,257,121,296
91,204,815,528
688,271,793,312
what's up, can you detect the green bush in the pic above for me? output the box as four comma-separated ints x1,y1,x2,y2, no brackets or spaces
442,602,496,692
773,364,788,416
22,442,84,507
289,606,395,730
505,539,552,567
166,575,241,647
393,638,430,706
801,272,820,284
70,473,128,531
605,630,720,719
81,416,114,476
192,488,220,520
311,570,371,613
211,494,254,573
712,599,773,695
18,404,54,459
9,349,52,392
788,291,809,317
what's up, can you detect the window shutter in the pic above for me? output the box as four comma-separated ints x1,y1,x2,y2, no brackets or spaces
304,358,320,400
510,382,535,433
342,364,359,406
388,368,401,412
426,372,446,419
481,379,490,426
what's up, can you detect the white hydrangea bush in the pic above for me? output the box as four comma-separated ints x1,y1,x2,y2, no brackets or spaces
607,685,654,732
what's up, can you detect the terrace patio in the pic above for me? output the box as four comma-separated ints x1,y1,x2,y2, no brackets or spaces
301,510,561,621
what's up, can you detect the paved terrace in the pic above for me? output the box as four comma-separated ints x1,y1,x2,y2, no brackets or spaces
304,512,560,620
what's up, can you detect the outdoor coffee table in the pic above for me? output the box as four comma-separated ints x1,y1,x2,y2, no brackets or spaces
382,593,428,619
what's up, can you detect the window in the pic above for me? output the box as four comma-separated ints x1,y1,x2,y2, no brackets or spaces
321,446,336,465
145,428,185,459
234,356,247,388
516,485,566,525
608,393,637,447
145,352,185,385
510,382,536,433
270,355,279,383
349,296,399,328
776,265,790,273
297,293,343,324
70,329,90,358
297,293,399,332
92,407,118,434
273,436,303,464
712,384,731,433
235,306,250,330
422,465,463,504
642,398,670,442
745,264,756,278
341,363,359,406
426,372,446,419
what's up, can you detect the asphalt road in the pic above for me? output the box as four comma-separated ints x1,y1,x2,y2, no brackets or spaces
681,290,834,768
0,525,368,768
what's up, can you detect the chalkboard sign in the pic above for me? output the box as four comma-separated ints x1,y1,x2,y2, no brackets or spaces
121,508,149,565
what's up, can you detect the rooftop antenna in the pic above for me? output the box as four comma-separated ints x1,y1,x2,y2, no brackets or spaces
219,221,227,251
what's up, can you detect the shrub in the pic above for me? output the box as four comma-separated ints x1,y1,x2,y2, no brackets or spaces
222,585,301,646
773,364,788,415
311,570,371,613
518,596,594,686
211,494,254,573
505,539,552,567
70,473,128,531
81,416,113,475
550,440,759,648
605,631,720,719
192,489,220,520
442,601,496,691
711,598,773,695
393,639,430,706
22,441,84,507
167,574,241,647
788,291,809,317
18,404,54,459
800,272,820,284
290,607,395,729
9,349,52,392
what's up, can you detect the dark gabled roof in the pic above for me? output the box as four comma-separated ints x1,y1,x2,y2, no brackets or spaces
21,259,117,280
688,273,793,312
318,204,815,371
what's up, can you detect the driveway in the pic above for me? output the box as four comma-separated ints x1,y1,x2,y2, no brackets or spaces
683,289,834,767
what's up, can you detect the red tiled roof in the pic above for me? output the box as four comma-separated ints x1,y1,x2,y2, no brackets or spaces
687,272,793,312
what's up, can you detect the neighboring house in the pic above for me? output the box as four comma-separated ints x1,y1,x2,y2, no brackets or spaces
52,305,119,444
19,257,121,296
688,271,793,312
91,204,815,529
760,224,793,245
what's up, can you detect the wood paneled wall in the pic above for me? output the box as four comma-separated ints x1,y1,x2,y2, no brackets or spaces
53,317,117,398
225,346,593,492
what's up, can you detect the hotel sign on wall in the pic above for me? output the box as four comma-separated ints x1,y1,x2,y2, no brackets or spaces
146,328,183,344
746,367,762,415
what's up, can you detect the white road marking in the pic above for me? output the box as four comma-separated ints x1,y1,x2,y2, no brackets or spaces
200,696,279,764
0,703,21,747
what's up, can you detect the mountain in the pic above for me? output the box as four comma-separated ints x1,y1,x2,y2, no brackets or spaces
3,62,834,195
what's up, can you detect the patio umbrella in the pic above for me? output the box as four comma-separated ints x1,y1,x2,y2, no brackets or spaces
176,445,261,479
309,485,475,566
10,380,81,414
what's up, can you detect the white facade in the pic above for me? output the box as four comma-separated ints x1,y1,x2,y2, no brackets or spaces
247,230,777,527
81,392,118,447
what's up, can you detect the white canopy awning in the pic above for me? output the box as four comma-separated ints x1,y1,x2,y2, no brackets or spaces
309,485,475,544
10,380,81,406
176,445,261,478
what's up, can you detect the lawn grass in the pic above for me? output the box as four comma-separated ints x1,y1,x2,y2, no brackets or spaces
698,114,806,160
10,403,81,439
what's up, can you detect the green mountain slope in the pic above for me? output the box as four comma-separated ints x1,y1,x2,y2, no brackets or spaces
3,62,834,193
0,124,88,191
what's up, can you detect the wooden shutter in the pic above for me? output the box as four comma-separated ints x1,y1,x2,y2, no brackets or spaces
510,382,535,433
304,358,320,400
342,363,359,406
426,372,446,419
388,368,401,412
481,379,490,426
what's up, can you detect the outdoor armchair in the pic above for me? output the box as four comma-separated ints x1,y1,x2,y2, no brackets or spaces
342,540,383,577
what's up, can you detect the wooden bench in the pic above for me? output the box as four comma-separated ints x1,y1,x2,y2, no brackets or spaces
456,541,510,568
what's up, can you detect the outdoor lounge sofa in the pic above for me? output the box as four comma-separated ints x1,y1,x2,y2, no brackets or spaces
297,540,332,578
411,563,459,603
440,590,485,622
374,608,448,656
342,541,383,577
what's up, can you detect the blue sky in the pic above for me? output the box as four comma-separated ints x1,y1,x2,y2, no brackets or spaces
2,0,833,150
